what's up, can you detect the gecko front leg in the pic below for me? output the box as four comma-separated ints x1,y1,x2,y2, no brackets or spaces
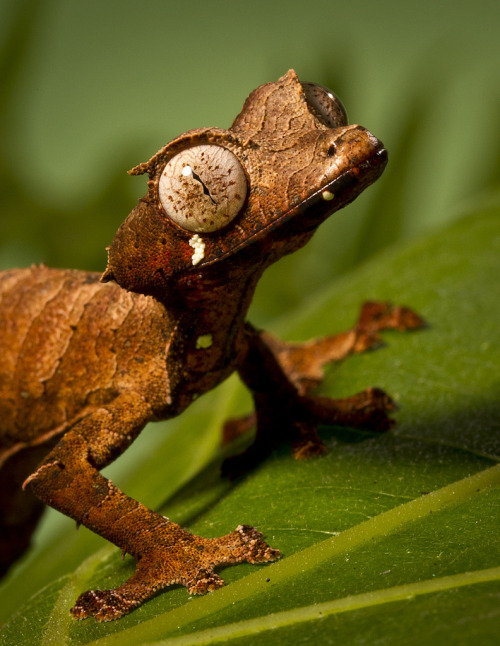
224,302,425,471
262,301,425,395
24,391,279,621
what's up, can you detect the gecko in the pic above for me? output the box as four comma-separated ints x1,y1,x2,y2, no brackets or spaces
0,70,423,621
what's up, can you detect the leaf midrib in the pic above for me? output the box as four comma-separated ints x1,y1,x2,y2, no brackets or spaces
140,566,500,646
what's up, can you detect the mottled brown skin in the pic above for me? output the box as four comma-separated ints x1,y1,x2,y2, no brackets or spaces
0,70,424,621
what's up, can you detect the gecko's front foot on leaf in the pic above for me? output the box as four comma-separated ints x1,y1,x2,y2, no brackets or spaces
71,523,280,622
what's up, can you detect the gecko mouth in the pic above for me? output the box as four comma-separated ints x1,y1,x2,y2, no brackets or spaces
197,145,388,269
291,146,388,233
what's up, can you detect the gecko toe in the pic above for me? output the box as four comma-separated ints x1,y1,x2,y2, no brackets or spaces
186,570,225,594
71,589,138,622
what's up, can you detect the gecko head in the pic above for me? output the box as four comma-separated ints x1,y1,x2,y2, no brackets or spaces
102,70,386,297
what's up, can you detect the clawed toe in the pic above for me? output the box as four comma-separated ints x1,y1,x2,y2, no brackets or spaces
233,524,281,562
187,570,224,594
71,589,135,622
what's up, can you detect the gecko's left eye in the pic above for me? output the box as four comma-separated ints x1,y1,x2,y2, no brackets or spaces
302,82,348,128
158,145,247,233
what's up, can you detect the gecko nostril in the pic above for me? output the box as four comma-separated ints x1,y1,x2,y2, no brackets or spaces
327,144,337,157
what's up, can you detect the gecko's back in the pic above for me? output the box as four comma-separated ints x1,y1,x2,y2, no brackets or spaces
0,265,172,464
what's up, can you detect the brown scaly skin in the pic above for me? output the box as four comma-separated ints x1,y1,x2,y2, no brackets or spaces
0,70,424,621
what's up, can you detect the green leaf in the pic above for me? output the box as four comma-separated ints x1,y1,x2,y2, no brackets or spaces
1,208,499,645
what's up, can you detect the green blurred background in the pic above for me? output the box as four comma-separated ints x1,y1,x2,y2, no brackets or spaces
1,0,499,325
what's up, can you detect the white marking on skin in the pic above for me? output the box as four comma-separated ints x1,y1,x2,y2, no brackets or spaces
322,190,335,201
189,234,205,265
196,334,213,349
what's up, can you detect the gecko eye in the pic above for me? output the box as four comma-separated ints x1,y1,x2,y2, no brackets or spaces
302,82,348,128
158,145,247,233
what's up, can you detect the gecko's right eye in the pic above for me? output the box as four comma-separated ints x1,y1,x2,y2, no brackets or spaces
158,145,247,234
302,82,348,129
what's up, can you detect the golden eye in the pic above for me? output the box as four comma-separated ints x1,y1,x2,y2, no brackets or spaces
158,145,247,233
302,82,348,128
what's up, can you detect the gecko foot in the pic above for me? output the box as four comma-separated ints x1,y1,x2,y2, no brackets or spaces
223,386,396,477
292,387,396,459
70,523,279,621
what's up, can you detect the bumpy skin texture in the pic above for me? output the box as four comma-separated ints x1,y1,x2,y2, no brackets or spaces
0,70,424,621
